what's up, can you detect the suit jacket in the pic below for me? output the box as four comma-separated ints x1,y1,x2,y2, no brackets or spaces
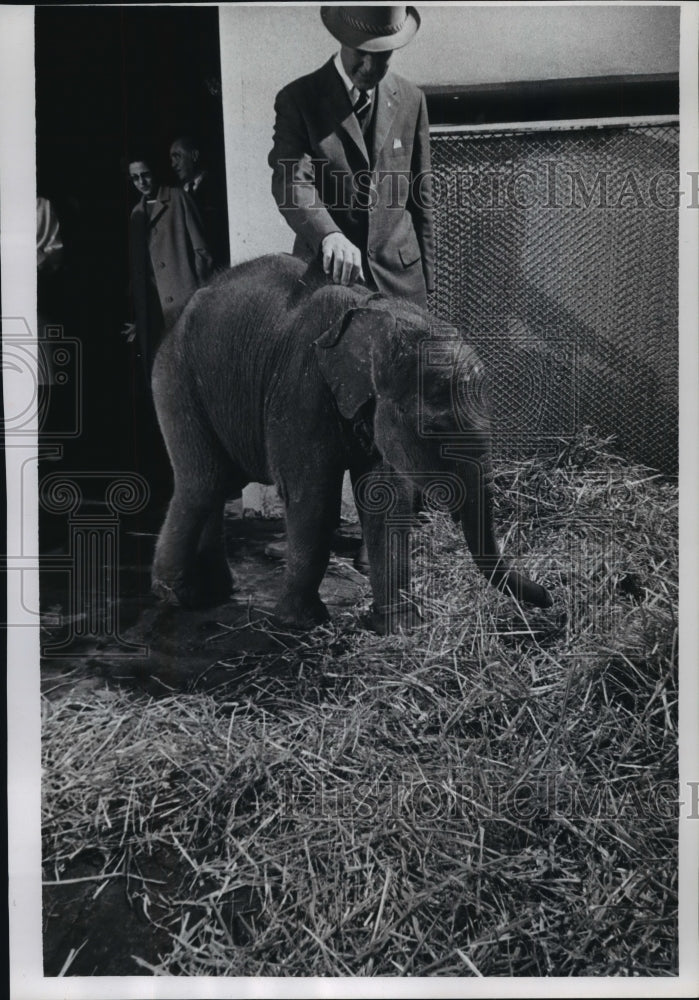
186,171,230,269
269,58,434,304
130,185,213,374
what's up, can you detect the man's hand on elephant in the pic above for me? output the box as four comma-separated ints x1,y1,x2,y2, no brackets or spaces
321,232,365,286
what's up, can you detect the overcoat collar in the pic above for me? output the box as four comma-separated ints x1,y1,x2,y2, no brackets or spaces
317,57,400,167
142,186,171,227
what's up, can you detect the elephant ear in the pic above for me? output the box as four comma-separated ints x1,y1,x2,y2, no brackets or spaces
314,307,395,419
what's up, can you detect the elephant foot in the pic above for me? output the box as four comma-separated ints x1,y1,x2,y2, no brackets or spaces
500,570,552,609
360,602,422,635
151,575,194,608
151,572,234,610
196,554,235,604
273,592,330,630
353,541,370,576
475,556,552,609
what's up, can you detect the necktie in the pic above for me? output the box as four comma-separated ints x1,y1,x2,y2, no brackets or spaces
353,91,373,134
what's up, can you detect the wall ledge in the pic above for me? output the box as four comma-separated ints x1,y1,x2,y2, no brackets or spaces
423,73,679,126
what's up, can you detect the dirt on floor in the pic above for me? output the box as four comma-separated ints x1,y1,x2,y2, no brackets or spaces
41,506,368,692
40,505,369,975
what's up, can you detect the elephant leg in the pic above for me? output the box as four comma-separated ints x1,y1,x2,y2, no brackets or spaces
152,492,218,607
274,476,342,628
194,504,234,606
151,422,239,607
351,465,420,634
457,454,552,608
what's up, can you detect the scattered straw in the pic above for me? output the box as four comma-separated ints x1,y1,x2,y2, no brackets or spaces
42,431,678,976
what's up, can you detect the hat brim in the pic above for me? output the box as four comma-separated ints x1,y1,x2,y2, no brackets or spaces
320,6,420,52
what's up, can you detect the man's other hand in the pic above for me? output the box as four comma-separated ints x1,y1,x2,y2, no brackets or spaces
321,232,365,286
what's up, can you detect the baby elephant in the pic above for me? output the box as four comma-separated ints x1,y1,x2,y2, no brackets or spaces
151,253,551,632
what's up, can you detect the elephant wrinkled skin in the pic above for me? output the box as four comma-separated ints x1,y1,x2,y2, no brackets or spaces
151,253,552,632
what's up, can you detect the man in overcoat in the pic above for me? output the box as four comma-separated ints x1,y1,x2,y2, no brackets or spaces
268,5,434,306
124,156,214,512
127,157,213,377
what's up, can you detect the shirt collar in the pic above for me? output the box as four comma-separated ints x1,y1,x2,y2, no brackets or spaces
185,172,205,194
333,51,375,104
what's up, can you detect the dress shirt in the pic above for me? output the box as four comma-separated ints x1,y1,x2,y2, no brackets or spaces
184,173,205,195
333,51,375,108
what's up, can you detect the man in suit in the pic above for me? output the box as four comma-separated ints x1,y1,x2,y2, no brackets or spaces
170,135,230,268
268,5,433,306
267,7,433,568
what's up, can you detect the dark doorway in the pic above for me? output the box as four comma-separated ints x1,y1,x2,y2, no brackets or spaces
35,5,228,480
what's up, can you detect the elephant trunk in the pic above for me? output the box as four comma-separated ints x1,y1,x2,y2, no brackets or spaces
455,458,552,609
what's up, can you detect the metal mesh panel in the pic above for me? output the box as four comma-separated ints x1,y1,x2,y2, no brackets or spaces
429,123,679,474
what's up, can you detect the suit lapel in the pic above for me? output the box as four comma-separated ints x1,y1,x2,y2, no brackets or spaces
316,58,370,167
340,105,370,166
371,74,400,164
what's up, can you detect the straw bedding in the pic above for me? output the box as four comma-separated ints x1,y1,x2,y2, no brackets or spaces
42,432,678,976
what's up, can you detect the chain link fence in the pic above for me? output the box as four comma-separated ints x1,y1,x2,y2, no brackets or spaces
429,122,679,474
